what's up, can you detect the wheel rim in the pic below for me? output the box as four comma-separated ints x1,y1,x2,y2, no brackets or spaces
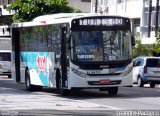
59,78,62,89
26,77,30,88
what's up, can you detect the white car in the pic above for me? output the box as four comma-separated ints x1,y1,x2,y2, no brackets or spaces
133,56,160,88
0,61,11,78
0,52,11,78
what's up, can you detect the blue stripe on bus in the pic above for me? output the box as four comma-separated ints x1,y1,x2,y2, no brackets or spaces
21,52,49,86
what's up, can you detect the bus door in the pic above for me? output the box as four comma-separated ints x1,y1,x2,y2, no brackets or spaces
61,27,68,88
12,28,20,82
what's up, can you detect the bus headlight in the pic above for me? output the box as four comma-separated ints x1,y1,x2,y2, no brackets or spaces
71,67,87,78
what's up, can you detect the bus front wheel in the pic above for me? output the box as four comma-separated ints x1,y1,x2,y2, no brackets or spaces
150,83,155,88
8,74,11,78
108,87,118,95
57,77,69,96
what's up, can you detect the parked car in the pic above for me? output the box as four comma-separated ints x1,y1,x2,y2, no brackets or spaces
133,56,160,88
0,52,11,78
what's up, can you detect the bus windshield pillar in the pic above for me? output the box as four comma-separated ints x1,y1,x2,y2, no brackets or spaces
61,27,67,88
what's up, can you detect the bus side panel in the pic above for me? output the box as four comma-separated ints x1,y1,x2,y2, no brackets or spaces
121,70,133,86
11,52,16,82
120,62,133,86
48,52,56,88
21,52,49,86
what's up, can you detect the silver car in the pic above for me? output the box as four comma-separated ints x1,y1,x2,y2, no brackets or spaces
133,56,160,88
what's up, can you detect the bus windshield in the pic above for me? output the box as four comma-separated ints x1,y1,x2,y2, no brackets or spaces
72,30,132,62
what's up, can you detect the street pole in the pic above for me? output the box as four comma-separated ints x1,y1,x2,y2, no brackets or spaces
148,0,152,37
155,0,159,32
95,0,98,13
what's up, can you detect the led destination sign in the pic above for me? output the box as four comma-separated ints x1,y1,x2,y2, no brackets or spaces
71,16,130,31
71,16,130,30
79,18,123,26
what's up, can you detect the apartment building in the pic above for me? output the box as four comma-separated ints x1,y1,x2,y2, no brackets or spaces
91,0,160,44
141,0,160,44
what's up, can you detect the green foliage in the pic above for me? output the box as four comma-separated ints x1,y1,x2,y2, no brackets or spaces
152,43,160,56
7,0,82,22
133,35,152,59
156,27,160,44
133,30,160,58
153,27,160,56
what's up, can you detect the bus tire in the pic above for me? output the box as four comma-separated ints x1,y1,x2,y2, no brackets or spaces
150,83,155,88
25,70,38,91
57,77,69,96
108,87,118,95
8,74,11,78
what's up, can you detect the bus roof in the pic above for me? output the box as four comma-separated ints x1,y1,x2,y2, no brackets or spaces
33,13,96,21
11,13,130,28
11,13,97,28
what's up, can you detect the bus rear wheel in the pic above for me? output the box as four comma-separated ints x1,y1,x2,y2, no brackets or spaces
108,87,118,95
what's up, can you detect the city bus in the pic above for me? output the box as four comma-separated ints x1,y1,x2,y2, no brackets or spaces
11,13,135,95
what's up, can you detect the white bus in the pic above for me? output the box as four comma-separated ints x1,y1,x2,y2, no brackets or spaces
11,13,135,95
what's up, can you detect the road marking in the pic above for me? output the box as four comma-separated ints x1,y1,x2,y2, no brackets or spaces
0,87,120,110
75,101,121,110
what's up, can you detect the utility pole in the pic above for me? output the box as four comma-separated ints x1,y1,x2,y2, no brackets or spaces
148,0,152,37
95,0,98,13
155,0,159,32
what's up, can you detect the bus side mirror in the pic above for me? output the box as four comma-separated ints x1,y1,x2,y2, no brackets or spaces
131,36,135,46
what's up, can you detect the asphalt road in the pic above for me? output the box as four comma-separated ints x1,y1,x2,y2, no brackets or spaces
69,85,160,110
1,76,160,115
0,76,26,90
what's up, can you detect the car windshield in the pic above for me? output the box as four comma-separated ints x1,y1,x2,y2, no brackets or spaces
71,30,132,62
146,58,160,67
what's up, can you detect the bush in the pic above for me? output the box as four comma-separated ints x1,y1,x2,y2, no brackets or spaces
133,35,152,59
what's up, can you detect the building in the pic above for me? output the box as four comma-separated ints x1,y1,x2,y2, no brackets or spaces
0,0,91,37
68,0,91,13
2,0,160,45
91,0,160,44
0,0,15,37
141,0,160,44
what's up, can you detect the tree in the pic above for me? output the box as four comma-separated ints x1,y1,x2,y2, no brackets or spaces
156,27,160,44
133,28,160,58
133,35,152,59
7,0,82,22
152,43,160,56
153,27,160,56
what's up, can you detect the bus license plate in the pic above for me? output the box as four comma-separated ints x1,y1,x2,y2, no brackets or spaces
99,80,110,84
